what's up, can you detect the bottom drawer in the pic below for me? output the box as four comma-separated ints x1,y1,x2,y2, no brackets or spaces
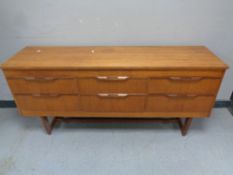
146,95,215,113
80,94,145,112
15,94,80,112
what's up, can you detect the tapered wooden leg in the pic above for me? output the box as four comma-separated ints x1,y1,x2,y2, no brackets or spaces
40,117,59,135
40,117,51,135
178,118,193,136
51,117,60,129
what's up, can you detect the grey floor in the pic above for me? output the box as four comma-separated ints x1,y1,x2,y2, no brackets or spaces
0,108,233,175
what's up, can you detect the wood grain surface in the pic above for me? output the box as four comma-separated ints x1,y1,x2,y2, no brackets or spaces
1,46,228,70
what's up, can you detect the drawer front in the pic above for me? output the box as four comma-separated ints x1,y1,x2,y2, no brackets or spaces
148,77,221,95
4,70,224,78
146,94,215,113
80,94,145,112
8,78,77,94
5,70,223,117
78,77,146,94
15,94,80,112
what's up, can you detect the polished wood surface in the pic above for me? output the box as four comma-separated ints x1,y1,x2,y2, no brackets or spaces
1,46,228,135
80,95,146,112
78,78,147,94
4,70,225,78
146,95,215,113
15,94,80,112
7,78,77,94
9,71,222,117
1,46,228,70
148,77,221,95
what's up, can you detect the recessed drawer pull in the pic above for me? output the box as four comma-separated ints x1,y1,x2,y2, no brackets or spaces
166,94,198,98
97,93,129,98
168,77,203,81
32,94,60,98
96,76,129,81
23,77,57,81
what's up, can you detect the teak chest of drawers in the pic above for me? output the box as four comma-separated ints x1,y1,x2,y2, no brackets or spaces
1,46,228,135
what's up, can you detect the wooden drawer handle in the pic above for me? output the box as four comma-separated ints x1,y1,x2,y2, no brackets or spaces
166,94,198,98
96,76,129,81
168,77,203,81
23,77,57,81
31,94,60,98
97,93,129,98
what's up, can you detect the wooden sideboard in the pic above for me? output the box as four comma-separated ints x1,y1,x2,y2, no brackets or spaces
0,46,228,135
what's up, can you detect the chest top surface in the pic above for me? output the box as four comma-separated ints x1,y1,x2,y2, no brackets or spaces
1,46,228,70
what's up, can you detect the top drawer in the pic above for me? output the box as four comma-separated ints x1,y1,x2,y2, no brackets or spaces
7,77,78,94
4,70,224,95
4,70,224,79
148,77,221,95
78,76,147,94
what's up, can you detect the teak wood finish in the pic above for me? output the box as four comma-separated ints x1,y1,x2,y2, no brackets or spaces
1,46,228,135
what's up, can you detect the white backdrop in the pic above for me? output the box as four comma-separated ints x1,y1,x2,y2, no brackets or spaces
0,0,232,100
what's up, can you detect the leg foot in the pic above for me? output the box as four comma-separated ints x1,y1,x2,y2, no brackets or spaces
40,117,59,135
178,118,193,136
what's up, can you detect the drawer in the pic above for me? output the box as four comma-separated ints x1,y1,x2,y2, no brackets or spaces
148,77,221,94
78,76,146,94
146,94,215,113
8,77,78,94
15,94,80,112
80,93,146,112
4,70,224,78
